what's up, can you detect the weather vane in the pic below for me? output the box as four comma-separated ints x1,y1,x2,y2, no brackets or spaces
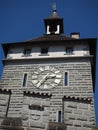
52,2,56,12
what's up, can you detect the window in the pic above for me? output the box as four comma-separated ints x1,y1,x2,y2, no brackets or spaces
58,111,62,123
49,25,57,34
41,48,48,55
66,47,73,55
22,73,27,87
24,49,31,56
64,72,68,86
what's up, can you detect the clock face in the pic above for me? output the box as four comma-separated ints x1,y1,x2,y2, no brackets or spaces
32,66,62,89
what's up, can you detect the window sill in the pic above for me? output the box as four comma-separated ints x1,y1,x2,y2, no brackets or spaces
64,53,75,55
39,54,49,56
22,54,32,57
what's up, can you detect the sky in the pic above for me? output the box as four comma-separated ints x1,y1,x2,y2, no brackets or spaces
0,0,98,126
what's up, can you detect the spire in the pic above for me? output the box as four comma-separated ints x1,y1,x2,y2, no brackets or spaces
51,2,59,18
52,2,57,13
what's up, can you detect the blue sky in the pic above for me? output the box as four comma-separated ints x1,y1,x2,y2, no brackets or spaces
0,0,98,126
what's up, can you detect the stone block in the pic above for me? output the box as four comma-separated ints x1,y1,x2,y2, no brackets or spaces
30,100,41,106
64,108,73,113
65,120,73,126
43,117,49,123
83,122,93,128
22,121,29,127
77,115,88,121
67,114,76,120
79,128,91,130
67,126,78,130
0,113,6,117
74,110,82,115
78,104,89,110
83,111,93,116
30,122,45,128
67,102,77,108
22,114,28,121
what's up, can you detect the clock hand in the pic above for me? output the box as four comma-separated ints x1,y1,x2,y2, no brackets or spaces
36,73,49,88
47,74,56,78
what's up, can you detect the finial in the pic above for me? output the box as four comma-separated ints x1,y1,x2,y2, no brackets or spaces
52,2,57,12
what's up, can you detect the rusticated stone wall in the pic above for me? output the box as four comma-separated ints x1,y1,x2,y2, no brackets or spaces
22,92,51,129
0,90,11,127
63,97,95,130
0,59,96,130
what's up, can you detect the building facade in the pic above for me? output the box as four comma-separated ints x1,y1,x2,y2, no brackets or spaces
0,9,97,130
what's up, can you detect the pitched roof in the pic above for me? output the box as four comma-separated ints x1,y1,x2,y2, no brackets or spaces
26,34,75,42
44,11,62,20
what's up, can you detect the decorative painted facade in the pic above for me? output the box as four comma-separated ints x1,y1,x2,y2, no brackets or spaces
0,8,97,130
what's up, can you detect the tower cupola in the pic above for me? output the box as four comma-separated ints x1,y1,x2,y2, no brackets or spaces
44,4,64,35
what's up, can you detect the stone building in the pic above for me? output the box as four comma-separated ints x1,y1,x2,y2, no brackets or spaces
0,8,97,130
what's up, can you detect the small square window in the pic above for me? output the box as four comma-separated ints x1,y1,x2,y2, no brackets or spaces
24,49,31,56
66,47,73,55
41,48,48,55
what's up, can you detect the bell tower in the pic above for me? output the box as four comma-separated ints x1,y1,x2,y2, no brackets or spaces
44,3,63,35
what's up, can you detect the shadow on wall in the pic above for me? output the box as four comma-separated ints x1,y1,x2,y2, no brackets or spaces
1,117,23,130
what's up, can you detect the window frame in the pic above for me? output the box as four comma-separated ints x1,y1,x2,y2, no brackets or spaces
40,48,49,56
23,48,31,57
65,47,74,55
